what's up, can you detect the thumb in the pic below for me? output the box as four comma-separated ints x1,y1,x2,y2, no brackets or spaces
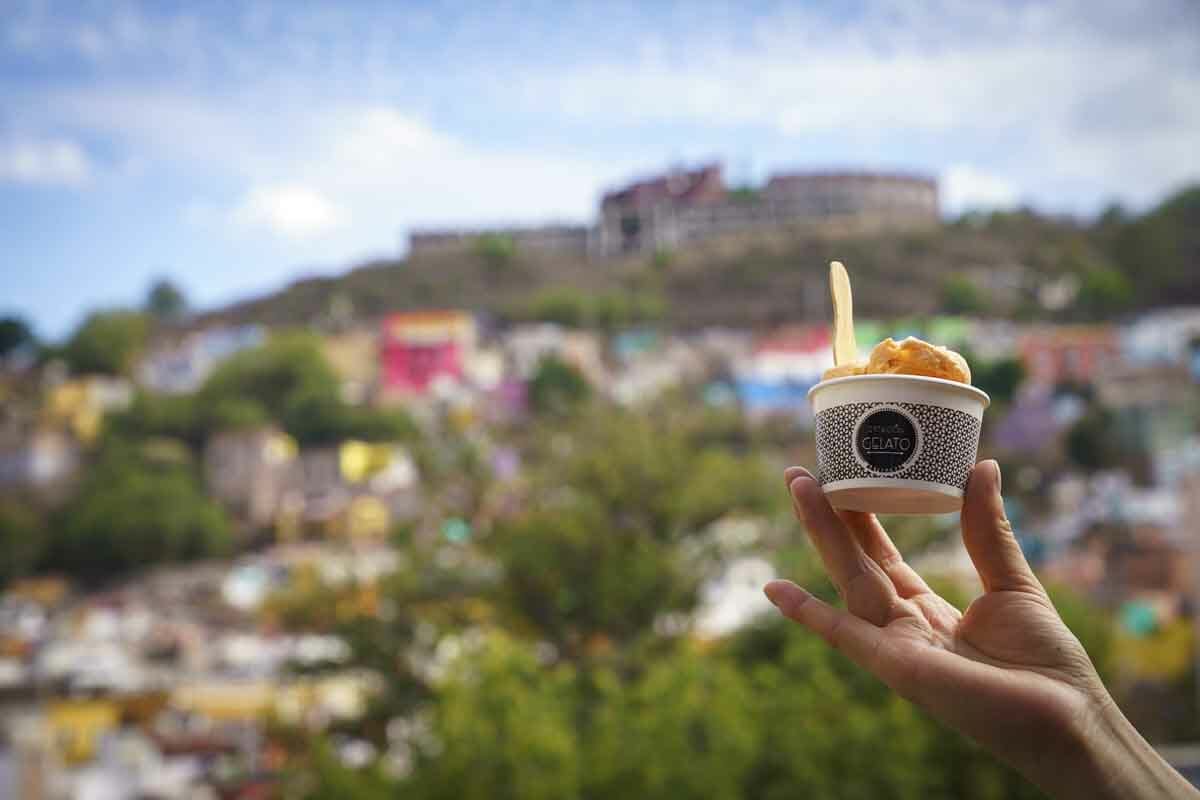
960,460,1045,596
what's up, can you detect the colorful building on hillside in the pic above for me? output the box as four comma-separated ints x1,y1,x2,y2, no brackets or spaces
733,326,833,420
378,311,476,400
137,325,265,395
0,428,80,489
1017,326,1121,386
1121,308,1200,368
204,428,298,530
321,327,379,405
44,375,133,443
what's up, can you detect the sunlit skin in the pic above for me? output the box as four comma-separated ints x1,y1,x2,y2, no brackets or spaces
765,460,1200,800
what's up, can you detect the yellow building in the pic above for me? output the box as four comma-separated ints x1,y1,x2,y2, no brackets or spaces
321,328,379,406
169,674,373,726
47,699,121,764
44,376,133,443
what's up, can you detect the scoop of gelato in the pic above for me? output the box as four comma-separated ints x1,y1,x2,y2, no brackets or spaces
821,336,971,383
865,336,971,383
821,362,867,379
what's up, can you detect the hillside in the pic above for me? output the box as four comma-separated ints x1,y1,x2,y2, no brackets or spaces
206,186,1199,331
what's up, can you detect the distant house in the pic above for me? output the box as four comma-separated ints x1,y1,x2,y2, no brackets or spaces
207,434,419,541
275,442,420,540
1121,308,1200,367
320,327,378,405
45,375,134,443
0,429,80,489
503,324,606,385
204,428,297,530
1017,326,1121,386
610,340,704,406
733,326,833,420
378,311,476,400
138,325,265,395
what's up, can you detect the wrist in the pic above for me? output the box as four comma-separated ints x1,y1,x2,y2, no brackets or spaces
1035,690,1197,800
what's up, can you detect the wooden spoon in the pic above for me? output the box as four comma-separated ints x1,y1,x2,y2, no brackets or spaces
829,261,858,367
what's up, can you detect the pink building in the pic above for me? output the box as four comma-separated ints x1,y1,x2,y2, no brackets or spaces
379,311,476,397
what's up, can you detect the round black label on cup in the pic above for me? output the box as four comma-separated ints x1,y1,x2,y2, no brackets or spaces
853,407,921,474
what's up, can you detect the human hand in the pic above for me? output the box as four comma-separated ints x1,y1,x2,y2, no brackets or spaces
764,460,1199,800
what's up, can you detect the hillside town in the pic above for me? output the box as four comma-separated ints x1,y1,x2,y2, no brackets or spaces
2,260,1200,795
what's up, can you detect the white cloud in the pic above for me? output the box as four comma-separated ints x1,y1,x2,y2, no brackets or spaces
178,106,633,255
231,184,346,240
12,0,1199,225
941,165,1020,213
502,1,1199,211
0,138,92,186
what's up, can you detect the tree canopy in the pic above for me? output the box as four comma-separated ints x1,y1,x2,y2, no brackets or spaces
297,401,1105,799
47,441,231,582
0,315,36,358
194,332,416,445
146,278,188,320
62,310,151,375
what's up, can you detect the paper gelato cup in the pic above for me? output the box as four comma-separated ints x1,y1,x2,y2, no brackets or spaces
808,374,990,515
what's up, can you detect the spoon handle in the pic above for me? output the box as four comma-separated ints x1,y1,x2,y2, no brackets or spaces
829,261,858,367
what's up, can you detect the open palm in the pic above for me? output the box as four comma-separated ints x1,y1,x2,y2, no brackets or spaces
765,461,1113,789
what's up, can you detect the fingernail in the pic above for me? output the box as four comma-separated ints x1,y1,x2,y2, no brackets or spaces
763,580,809,613
989,460,1003,493
789,474,818,505
784,466,814,487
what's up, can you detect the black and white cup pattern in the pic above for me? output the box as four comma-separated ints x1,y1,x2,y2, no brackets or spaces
815,401,981,490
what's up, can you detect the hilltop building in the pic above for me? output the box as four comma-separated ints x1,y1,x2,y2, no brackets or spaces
409,161,939,260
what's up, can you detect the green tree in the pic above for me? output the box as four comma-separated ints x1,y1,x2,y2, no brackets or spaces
50,442,231,582
586,646,760,800
414,633,580,800
528,355,590,416
62,310,151,375
145,278,188,320
0,316,36,358
0,502,43,588
1065,406,1123,472
1075,266,1133,317
105,391,205,448
524,288,588,327
972,357,1026,407
941,275,986,315
198,333,414,445
474,234,517,270
491,409,776,654
1112,186,1200,305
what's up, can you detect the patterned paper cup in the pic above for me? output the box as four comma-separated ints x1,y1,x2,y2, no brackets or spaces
809,374,990,515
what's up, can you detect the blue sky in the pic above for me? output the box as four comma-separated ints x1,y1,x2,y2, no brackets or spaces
2,0,1198,339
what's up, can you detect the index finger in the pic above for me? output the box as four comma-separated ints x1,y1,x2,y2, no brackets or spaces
789,473,897,626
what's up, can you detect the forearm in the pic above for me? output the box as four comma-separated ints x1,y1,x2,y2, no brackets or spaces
1031,699,1200,800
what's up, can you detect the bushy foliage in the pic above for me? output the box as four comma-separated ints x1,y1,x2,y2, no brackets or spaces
108,332,416,447
62,310,151,375
47,441,231,582
528,355,591,416
0,502,43,589
299,405,1111,799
